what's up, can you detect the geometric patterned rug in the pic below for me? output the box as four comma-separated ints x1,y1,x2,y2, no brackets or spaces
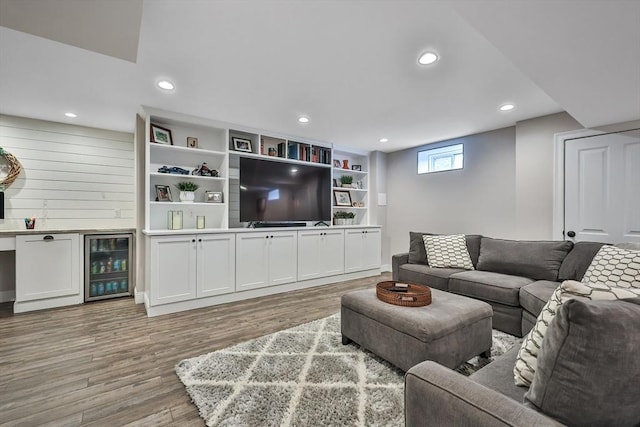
175,313,521,427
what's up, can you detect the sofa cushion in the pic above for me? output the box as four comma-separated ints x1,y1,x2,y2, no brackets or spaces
582,245,640,288
477,238,573,281
398,264,466,291
423,234,474,270
524,298,640,426
449,271,534,307
513,280,640,387
519,281,558,316
407,232,482,267
557,241,606,281
470,346,526,403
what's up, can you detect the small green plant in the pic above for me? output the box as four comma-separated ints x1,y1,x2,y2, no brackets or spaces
175,181,199,192
334,211,355,219
340,175,353,185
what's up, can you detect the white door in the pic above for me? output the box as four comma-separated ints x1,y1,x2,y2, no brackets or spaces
565,129,640,243
345,229,365,273
235,232,270,291
361,229,382,270
268,231,298,286
150,235,197,305
322,229,345,277
197,233,235,298
298,231,322,281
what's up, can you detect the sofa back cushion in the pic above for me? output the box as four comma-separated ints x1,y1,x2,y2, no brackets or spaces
477,238,573,281
524,298,640,426
557,241,606,281
408,232,482,267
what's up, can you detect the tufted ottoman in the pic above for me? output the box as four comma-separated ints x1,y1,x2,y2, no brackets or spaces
341,287,493,371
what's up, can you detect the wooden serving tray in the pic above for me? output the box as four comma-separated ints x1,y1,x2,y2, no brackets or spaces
376,281,432,307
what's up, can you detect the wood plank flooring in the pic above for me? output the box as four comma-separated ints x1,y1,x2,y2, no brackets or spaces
0,273,388,426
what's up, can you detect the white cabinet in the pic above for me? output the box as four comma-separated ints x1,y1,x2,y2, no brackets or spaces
298,229,345,280
15,233,81,312
149,233,235,305
235,231,298,291
345,228,381,273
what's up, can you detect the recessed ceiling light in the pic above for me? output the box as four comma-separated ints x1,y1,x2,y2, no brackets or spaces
157,80,175,90
379,138,389,143
499,103,515,111
298,116,310,123
64,112,77,118
418,51,439,65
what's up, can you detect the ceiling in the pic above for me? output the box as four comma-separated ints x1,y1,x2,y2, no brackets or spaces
0,0,638,153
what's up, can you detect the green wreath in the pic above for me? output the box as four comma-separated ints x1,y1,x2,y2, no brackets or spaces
0,147,22,188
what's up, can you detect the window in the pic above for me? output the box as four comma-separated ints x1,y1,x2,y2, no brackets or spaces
418,143,463,174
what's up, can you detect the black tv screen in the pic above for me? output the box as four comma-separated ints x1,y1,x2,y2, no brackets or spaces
240,157,331,223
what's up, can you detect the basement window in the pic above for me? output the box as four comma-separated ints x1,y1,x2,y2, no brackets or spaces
417,143,463,174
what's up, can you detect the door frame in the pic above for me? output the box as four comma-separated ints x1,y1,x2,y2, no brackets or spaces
552,128,604,241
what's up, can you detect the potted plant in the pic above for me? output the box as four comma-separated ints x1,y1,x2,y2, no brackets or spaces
333,211,348,225
345,211,356,225
340,175,353,188
175,181,199,203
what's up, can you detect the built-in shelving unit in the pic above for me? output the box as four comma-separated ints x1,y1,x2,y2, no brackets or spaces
332,149,370,226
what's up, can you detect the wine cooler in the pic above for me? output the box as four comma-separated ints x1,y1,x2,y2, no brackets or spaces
85,234,133,301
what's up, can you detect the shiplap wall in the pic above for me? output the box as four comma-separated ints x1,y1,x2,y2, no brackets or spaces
0,115,135,231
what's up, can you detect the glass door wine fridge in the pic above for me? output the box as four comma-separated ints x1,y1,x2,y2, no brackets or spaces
85,233,133,301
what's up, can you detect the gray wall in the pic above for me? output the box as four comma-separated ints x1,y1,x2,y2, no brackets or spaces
386,126,517,259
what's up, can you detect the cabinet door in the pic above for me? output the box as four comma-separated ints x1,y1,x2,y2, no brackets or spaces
150,235,197,305
297,231,322,281
268,231,298,286
361,229,381,270
322,229,345,277
344,229,365,273
197,233,235,297
235,232,270,291
16,233,80,302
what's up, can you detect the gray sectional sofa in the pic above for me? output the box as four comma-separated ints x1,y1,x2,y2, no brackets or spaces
392,232,605,337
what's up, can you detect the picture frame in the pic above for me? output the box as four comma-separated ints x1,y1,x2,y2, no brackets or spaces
151,124,173,145
333,159,341,168
233,137,252,153
155,184,172,202
333,190,352,207
205,191,223,203
187,137,198,148
351,164,362,171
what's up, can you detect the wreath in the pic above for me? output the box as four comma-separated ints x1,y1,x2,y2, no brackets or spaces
0,147,22,188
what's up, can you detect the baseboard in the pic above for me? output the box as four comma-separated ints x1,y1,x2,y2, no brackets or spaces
381,263,391,272
134,287,145,304
0,290,15,303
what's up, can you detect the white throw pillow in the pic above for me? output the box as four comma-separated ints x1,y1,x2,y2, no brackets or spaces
513,280,640,387
582,245,640,288
422,234,474,270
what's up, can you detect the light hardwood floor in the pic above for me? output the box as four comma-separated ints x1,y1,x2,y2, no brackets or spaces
0,273,388,426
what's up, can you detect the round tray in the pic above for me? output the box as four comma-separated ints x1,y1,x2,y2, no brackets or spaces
376,281,432,307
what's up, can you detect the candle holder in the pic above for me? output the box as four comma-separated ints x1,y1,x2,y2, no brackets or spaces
167,210,183,230
196,216,205,229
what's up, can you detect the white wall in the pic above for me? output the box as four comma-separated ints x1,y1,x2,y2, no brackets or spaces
369,151,389,269
0,115,135,231
386,126,517,260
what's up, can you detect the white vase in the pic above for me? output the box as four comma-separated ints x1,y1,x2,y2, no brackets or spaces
179,191,195,203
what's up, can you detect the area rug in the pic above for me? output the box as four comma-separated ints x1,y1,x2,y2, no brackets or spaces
175,313,521,427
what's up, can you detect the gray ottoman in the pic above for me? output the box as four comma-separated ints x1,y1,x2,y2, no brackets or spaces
341,288,493,371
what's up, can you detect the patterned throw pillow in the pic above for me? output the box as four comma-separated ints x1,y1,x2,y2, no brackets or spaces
422,234,474,270
582,245,640,288
513,280,640,386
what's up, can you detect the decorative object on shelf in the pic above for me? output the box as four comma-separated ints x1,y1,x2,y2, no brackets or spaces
351,164,362,171
175,181,199,203
192,162,218,177
352,201,365,207
196,216,206,229
342,159,349,169
356,180,363,189
333,179,339,188
151,124,173,145
24,217,36,229
268,147,277,156
155,184,172,202
232,137,252,153
333,211,355,225
158,165,190,175
0,146,23,188
340,175,353,188
167,210,183,230
187,137,198,148
333,189,352,207
205,191,223,203
333,159,341,168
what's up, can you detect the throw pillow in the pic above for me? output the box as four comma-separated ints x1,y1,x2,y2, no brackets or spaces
422,234,474,270
557,241,607,281
524,298,640,426
513,280,640,386
408,232,432,264
582,245,640,288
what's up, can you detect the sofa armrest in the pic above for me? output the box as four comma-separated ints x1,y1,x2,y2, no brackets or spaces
405,361,563,427
392,252,409,280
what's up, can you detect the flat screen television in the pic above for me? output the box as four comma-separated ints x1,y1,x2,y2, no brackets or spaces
239,157,331,223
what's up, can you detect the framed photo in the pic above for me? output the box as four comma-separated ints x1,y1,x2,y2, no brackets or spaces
151,124,173,145
187,137,198,148
333,190,352,207
351,164,362,171
155,184,172,202
333,159,341,168
233,137,252,153
205,191,223,203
